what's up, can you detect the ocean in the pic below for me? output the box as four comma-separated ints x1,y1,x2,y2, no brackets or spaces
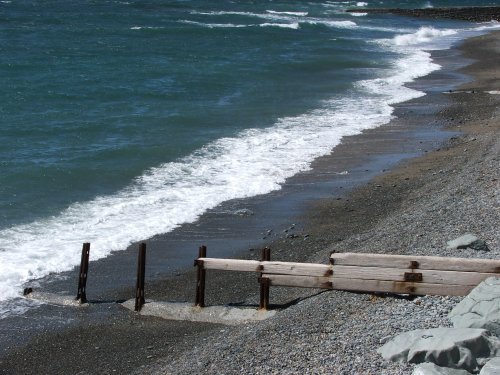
0,0,499,318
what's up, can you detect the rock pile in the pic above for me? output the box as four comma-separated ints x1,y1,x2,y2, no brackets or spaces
378,277,500,374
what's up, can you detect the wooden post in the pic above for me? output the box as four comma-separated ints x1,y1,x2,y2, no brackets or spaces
135,242,147,312
76,242,90,303
259,247,271,310
195,245,207,307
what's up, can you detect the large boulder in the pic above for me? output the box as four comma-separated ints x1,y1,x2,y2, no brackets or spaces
412,363,472,375
479,357,500,375
377,328,500,372
449,277,500,336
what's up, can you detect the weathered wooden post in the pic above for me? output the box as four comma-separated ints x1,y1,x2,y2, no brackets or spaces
135,242,147,312
195,245,207,307
76,242,91,303
259,247,271,310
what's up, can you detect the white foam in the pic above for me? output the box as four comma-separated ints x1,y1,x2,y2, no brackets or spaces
179,20,249,28
0,297,41,320
180,20,299,29
350,12,367,17
305,20,357,29
130,26,164,30
356,2,368,6
190,10,257,17
358,50,439,104
260,22,300,30
393,27,457,47
469,21,500,32
188,10,357,30
266,10,308,17
323,1,352,8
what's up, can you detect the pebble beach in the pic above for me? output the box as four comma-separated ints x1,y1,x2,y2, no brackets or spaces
1,13,499,375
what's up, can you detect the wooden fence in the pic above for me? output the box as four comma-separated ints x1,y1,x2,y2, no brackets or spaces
73,243,500,312
195,248,500,310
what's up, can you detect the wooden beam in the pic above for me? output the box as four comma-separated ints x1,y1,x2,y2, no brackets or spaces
264,274,474,296
199,258,332,277
264,274,332,289
200,258,261,272
263,261,332,277
329,277,474,296
332,265,494,286
331,253,500,273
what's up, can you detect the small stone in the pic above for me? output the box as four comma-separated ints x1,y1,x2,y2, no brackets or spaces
234,208,254,217
468,240,489,251
446,234,479,250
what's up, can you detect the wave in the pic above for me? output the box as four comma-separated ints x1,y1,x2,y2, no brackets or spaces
181,19,356,30
266,10,308,17
322,1,364,9
188,10,357,29
358,50,439,104
260,22,300,29
130,26,165,30
190,10,264,17
179,20,299,29
393,27,457,46
179,20,249,28
304,20,357,29
349,12,367,17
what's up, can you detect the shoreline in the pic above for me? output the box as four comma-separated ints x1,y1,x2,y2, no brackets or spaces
1,30,499,375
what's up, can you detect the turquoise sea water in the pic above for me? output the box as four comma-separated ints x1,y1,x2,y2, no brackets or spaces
0,0,499,315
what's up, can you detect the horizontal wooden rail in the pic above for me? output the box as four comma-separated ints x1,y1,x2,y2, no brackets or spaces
330,253,500,273
263,274,474,296
198,258,332,277
262,274,332,289
331,265,494,286
195,249,500,308
198,258,260,272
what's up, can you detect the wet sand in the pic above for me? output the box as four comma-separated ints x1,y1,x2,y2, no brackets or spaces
0,28,499,375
